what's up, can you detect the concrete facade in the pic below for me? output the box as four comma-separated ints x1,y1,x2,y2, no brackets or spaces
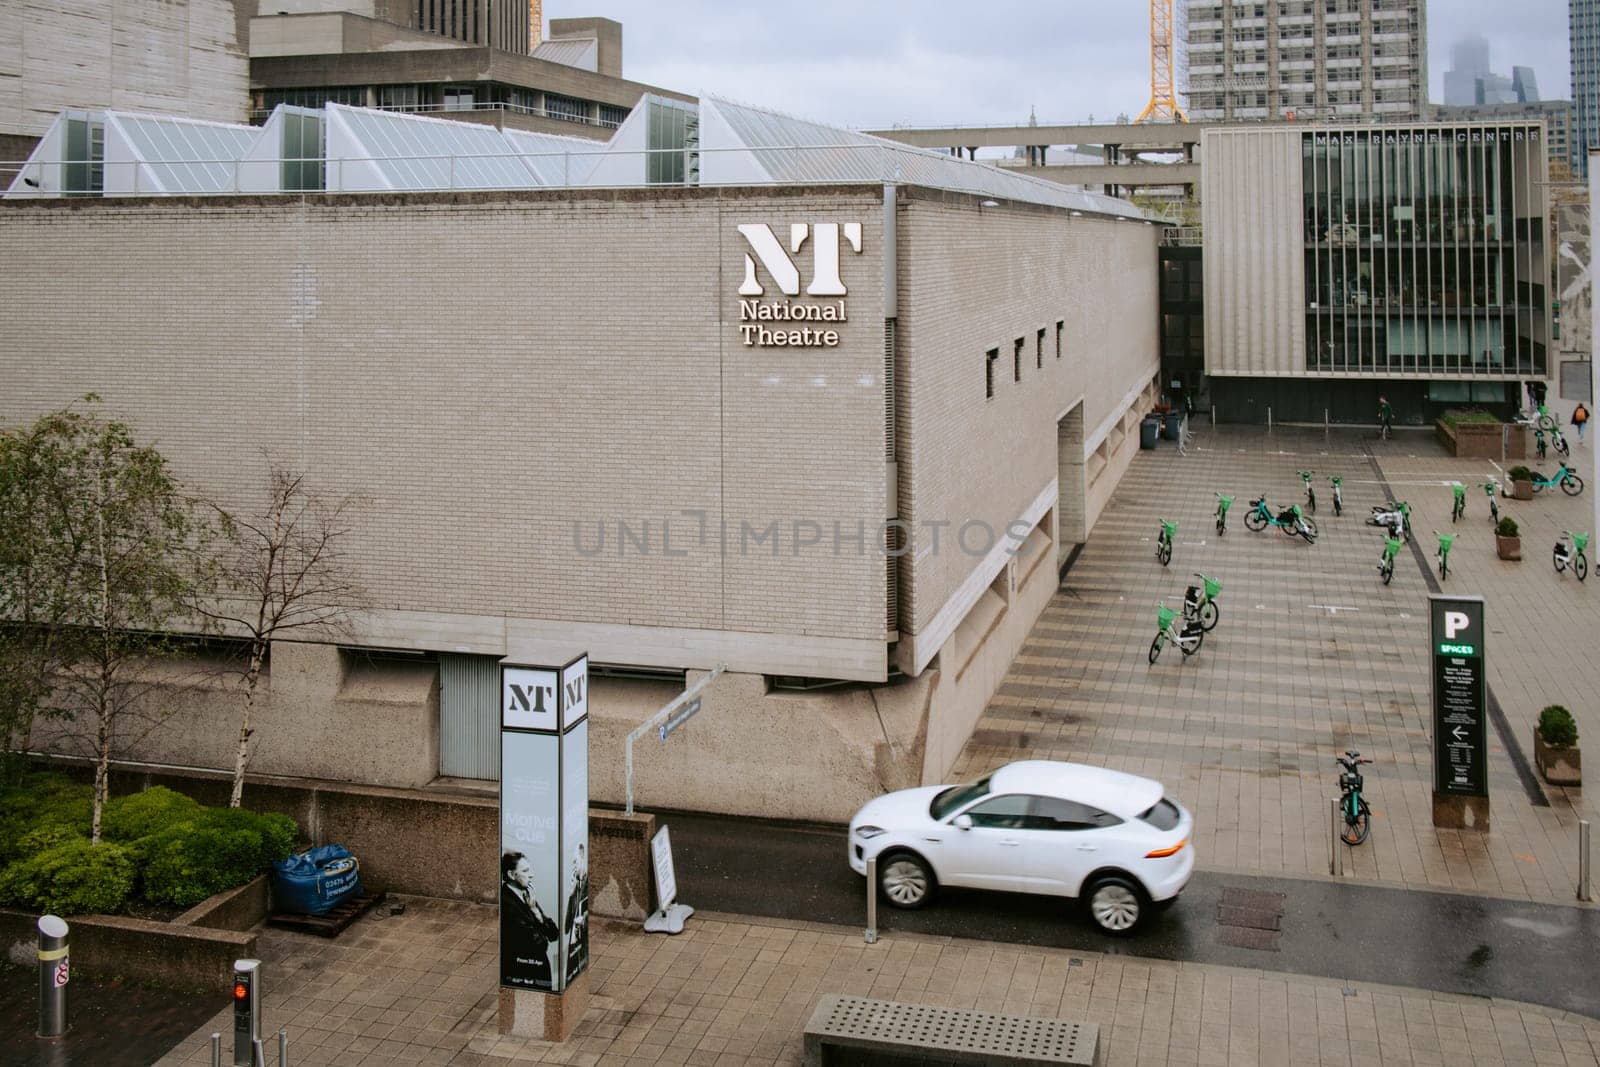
0,182,1158,820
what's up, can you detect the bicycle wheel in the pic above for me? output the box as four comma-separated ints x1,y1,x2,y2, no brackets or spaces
1199,600,1220,631
1556,437,1571,458
1307,493,1316,514
1341,800,1371,846
1157,541,1172,566
1148,635,1164,665
1554,547,1566,574
1180,629,1203,657
1244,509,1267,532
1539,412,1557,431
1439,554,1449,580
1300,518,1319,542
1562,474,1584,496
1216,516,1225,535
1334,497,1342,517
1578,555,1589,582
1381,560,1393,585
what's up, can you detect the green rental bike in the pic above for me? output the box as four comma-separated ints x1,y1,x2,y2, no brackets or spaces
1298,470,1316,514
1482,481,1500,526
1329,475,1343,517
1215,492,1234,535
1336,751,1375,845
1377,533,1403,585
1245,496,1318,542
1433,529,1457,580
1530,464,1585,497
1554,531,1589,582
1450,481,1466,523
1156,518,1177,566
1148,600,1204,664
1183,573,1223,631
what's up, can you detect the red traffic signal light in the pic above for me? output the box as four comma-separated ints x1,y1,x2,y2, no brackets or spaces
233,980,250,1001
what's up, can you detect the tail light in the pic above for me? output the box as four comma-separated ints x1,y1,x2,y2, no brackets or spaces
1146,839,1187,859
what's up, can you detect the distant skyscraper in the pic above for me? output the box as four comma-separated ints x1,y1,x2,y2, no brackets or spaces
1512,66,1541,103
1445,34,1491,106
1574,0,1600,175
1183,0,1427,121
1477,72,1517,105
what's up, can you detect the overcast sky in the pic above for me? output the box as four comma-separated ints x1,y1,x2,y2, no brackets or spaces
545,1,1571,129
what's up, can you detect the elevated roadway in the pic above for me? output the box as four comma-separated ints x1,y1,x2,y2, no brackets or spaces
867,120,1211,153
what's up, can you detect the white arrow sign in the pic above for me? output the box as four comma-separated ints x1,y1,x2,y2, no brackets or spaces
1452,726,1468,742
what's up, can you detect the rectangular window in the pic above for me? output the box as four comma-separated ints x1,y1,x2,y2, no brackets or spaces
280,110,326,191
378,85,419,111
1056,320,1064,358
1013,338,1024,382
985,348,998,399
64,116,104,196
545,93,589,123
1036,328,1045,369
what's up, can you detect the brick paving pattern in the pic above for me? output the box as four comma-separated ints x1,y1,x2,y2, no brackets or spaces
953,425,1597,904
155,897,1600,1066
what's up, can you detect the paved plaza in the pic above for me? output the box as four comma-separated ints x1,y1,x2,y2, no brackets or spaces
954,424,1598,905
156,897,1600,1067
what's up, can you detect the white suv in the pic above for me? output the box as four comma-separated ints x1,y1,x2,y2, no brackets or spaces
847,760,1194,935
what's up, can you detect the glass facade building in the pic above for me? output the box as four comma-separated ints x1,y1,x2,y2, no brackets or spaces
1301,124,1547,379
1573,0,1600,176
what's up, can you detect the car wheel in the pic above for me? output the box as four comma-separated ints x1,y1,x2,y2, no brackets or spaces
878,851,935,909
1084,874,1145,936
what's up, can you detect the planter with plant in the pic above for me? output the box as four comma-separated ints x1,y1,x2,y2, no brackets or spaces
1495,516,1522,561
1508,465,1535,500
1534,705,1581,786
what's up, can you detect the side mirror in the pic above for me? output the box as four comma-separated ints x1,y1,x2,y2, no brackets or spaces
953,814,973,831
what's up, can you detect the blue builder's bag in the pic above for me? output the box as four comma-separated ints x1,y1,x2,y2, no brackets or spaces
272,844,363,916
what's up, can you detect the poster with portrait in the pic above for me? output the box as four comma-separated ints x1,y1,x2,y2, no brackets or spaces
499,657,588,994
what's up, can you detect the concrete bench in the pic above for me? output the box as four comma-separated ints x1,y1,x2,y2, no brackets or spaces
803,994,1100,1066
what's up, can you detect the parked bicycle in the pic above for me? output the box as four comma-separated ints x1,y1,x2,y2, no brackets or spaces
1377,533,1403,585
1148,599,1204,664
1298,470,1316,514
1156,518,1177,566
1554,531,1589,582
1482,481,1500,525
1550,425,1572,458
1214,492,1234,535
1450,481,1466,523
1529,464,1585,497
1367,500,1410,542
1182,572,1223,631
1329,475,1343,517
1536,427,1548,461
1336,751,1374,845
1517,404,1559,432
1433,529,1457,580
1244,496,1318,542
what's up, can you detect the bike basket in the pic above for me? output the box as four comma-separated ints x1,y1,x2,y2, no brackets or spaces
1157,606,1176,630
1202,576,1222,598
1578,534,1591,553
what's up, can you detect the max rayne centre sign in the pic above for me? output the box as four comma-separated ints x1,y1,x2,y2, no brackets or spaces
736,222,863,348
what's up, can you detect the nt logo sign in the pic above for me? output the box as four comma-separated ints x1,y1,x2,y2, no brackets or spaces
737,222,862,348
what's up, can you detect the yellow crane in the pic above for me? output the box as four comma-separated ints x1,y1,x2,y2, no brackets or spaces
529,0,543,49
1136,0,1187,123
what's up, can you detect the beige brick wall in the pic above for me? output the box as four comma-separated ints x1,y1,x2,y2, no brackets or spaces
894,191,1160,640
0,187,887,663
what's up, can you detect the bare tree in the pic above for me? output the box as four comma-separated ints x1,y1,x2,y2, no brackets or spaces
199,461,369,807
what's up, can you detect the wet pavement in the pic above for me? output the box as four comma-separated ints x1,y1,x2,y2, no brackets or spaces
663,808,1600,1019
0,962,216,1066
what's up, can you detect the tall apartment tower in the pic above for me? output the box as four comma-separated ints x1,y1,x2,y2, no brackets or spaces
1573,0,1600,175
1184,0,1427,122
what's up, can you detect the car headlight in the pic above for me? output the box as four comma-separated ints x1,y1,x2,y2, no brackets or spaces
854,824,887,840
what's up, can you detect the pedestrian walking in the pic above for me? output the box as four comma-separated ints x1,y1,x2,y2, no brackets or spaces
1573,402,1590,443
1378,396,1393,439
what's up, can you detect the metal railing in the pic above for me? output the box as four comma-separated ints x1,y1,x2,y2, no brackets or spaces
249,100,625,130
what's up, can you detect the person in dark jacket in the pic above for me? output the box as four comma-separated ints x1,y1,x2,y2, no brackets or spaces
500,851,559,989
563,843,590,983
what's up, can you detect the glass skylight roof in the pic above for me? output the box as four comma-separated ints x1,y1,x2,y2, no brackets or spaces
325,104,540,191
109,113,258,194
501,127,605,186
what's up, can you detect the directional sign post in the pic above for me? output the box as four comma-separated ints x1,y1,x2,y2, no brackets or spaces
1430,596,1490,830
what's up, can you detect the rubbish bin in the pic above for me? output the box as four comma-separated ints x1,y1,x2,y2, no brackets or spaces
1140,416,1161,450
1163,412,1183,441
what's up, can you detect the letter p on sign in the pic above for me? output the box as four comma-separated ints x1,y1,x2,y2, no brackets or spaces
1444,611,1470,639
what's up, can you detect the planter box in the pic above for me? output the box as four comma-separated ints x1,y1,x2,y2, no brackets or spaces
1496,534,1522,561
1511,479,1534,500
1436,419,1526,459
1535,729,1582,787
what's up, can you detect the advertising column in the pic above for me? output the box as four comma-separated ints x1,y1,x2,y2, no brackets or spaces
1429,597,1490,830
498,654,589,1040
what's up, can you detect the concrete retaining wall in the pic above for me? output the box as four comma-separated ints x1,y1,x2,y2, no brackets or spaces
0,908,255,991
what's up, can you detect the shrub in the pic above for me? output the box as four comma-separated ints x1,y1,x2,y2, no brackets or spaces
139,807,299,908
1539,705,1579,750
1496,516,1519,537
1508,465,1533,482
0,774,91,867
101,786,203,843
0,838,135,915
1440,408,1502,429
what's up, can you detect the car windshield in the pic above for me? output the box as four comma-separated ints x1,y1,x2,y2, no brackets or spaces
929,775,992,820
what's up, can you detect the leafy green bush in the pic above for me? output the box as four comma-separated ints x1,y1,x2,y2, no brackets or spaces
1496,516,1519,537
1508,465,1533,482
1440,408,1502,429
101,786,202,843
139,808,299,908
1539,705,1579,750
0,838,135,915
0,774,91,867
